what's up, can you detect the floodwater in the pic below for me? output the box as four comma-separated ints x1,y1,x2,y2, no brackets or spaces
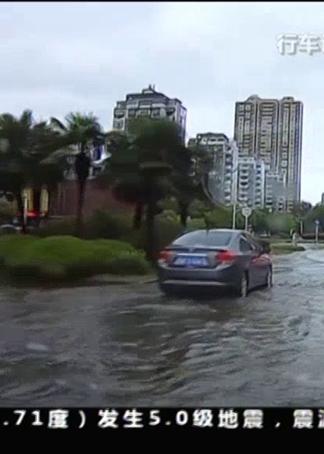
1,246,324,406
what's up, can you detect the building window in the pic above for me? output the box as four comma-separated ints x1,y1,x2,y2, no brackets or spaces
137,109,150,116
128,109,136,118
139,101,152,107
113,120,124,130
151,108,161,118
114,109,125,119
166,107,175,116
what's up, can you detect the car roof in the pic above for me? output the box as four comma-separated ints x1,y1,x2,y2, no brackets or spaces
186,229,242,235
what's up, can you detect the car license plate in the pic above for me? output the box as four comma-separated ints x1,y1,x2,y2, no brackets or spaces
174,255,208,267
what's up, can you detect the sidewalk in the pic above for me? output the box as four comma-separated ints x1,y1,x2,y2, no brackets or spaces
85,273,157,286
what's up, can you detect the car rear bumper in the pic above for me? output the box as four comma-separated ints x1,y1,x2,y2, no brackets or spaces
158,263,241,291
161,279,230,287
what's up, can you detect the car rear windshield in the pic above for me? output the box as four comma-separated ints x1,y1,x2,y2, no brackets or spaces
172,231,233,247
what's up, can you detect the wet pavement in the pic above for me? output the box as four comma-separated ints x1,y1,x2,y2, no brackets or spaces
1,247,324,406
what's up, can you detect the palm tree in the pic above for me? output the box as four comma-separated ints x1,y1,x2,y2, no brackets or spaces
168,145,197,228
108,119,188,261
50,113,106,236
0,110,65,233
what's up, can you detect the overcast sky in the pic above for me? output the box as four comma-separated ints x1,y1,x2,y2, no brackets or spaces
1,2,324,203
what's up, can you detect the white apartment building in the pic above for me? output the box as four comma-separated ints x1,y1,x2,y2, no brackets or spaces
234,95,303,211
112,85,187,143
265,171,287,212
237,157,265,209
64,143,110,181
188,133,238,206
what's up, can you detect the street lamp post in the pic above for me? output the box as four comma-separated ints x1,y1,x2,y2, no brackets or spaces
232,201,237,230
231,165,239,229
299,218,303,236
315,219,320,244
242,206,252,232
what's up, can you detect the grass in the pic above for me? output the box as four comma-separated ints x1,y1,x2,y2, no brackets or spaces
0,235,151,283
270,243,305,255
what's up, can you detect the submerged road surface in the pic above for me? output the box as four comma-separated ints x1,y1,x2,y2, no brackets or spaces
1,247,324,406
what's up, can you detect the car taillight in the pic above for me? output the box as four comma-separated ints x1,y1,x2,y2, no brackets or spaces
217,250,237,263
158,250,172,264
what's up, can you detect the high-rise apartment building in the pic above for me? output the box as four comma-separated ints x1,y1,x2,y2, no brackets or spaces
112,85,187,143
277,97,303,209
234,95,303,211
237,157,265,209
188,133,238,206
265,171,286,212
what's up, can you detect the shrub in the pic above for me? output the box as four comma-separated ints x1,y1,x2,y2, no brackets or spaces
37,217,75,237
187,218,207,230
159,209,179,223
37,211,132,240
189,199,210,219
126,216,184,253
205,207,232,228
83,210,131,240
5,236,94,279
0,235,150,282
89,238,137,255
105,252,151,275
159,197,178,213
266,213,298,236
0,235,37,265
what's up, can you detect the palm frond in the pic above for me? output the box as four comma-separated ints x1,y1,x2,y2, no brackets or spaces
50,117,67,133
20,110,33,128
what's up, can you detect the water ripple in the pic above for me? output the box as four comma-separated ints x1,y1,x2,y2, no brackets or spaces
0,248,324,405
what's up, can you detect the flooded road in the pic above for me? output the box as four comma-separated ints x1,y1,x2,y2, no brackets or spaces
1,247,324,406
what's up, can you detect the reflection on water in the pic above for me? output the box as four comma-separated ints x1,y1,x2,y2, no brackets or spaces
1,250,324,406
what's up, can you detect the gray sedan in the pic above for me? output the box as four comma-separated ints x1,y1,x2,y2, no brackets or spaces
157,229,272,297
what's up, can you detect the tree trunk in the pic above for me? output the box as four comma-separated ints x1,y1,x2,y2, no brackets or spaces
15,190,26,234
179,201,188,228
145,199,156,262
76,178,87,237
133,202,143,230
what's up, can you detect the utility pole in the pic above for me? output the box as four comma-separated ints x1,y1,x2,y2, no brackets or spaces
242,206,252,232
315,219,320,244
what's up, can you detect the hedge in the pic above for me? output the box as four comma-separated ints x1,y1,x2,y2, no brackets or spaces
0,235,151,282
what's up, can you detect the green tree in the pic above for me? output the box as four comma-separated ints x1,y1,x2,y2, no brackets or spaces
50,113,105,236
0,110,66,232
250,209,269,234
108,119,186,260
204,205,233,229
188,143,215,204
266,212,298,236
304,204,324,233
291,201,312,218
168,145,198,227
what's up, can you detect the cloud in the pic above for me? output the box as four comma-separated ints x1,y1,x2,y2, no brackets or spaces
0,2,323,202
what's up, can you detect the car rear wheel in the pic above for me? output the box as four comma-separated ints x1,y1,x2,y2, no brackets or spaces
235,273,249,298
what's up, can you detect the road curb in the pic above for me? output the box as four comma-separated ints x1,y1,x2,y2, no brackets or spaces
84,275,157,286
